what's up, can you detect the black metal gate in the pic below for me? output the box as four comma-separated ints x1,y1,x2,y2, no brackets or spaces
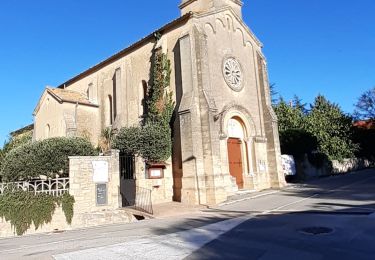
120,154,135,180
119,153,153,214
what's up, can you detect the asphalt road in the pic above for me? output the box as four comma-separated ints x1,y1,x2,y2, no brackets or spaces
0,168,374,259
190,169,375,260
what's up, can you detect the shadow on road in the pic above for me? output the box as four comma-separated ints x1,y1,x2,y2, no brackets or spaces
147,169,375,259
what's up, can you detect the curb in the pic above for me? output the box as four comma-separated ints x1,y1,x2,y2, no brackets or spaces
218,190,280,207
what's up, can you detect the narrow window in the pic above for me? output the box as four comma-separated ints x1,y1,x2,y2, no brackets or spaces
108,95,113,126
45,124,50,138
141,80,148,117
87,83,93,101
113,68,121,121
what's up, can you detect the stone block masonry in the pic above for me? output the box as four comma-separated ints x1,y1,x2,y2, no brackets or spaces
0,150,135,238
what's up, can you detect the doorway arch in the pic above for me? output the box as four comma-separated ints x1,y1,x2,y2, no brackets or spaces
227,117,248,189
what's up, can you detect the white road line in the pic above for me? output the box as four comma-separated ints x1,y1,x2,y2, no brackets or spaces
53,216,251,260
261,194,319,214
263,174,375,214
218,190,280,206
2,173,374,258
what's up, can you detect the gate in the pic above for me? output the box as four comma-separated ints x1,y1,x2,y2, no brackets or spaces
119,153,153,214
120,154,135,179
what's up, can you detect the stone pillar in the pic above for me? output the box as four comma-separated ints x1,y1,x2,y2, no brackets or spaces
69,150,121,215
177,33,204,205
256,54,286,188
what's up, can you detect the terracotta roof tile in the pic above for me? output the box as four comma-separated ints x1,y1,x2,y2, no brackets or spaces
47,88,96,107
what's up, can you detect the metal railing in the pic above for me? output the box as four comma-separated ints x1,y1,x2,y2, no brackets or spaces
123,186,153,215
0,178,70,196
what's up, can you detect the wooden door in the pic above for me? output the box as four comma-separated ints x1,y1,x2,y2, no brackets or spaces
227,138,244,189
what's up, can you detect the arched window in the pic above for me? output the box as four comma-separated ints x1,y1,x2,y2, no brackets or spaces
45,124,50,138
141,80,148,117
87,83,93,101
108,95,113,126
112,68,121,121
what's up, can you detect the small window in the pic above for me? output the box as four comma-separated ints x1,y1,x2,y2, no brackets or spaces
45,124,50,138
87,83,93,101
113,68,121,121
108,95,113,126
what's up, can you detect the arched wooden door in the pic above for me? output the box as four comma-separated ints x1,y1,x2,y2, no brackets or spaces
227,138,244,189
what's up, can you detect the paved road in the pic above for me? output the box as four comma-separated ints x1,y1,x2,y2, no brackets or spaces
189,169,375,260
0,169,374,259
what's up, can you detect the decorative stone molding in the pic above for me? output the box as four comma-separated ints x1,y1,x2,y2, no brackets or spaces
254,136,267,143
217,103,258,139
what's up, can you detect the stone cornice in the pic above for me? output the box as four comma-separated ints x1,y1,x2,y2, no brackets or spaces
194,6,263,47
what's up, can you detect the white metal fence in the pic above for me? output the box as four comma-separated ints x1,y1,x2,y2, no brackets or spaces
0,178,70,196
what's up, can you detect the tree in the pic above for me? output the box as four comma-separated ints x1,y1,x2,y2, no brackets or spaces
1,137,97,181
270,83,279,106
353,86,375,120
99,127,116,154
279,129,318,160
305,95,357,161
112,126,142,155
0,131,32,171
291,95,308,114
113,42,175,163
273,97,305,131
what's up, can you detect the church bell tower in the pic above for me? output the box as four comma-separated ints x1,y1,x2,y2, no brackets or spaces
179,0,243,18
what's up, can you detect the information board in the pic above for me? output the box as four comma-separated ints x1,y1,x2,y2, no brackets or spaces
96,183,107,205
92,161,109,183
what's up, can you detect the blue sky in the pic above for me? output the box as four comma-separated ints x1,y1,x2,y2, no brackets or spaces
0,0,374,146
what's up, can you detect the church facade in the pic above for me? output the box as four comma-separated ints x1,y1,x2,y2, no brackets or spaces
33,0,286,205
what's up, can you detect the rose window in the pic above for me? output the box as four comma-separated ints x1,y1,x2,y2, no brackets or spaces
223,57,243,91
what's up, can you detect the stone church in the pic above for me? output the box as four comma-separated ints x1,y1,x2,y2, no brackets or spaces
33,0,286,205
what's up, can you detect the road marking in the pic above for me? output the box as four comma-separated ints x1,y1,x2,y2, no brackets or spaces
264,175,375,214
261,194,319,214
2,173,374,258
218,190,280,206
53,216,250,260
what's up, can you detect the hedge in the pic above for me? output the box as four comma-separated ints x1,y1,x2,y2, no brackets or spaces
279,129,318,160
0,137,97,182
113,123,172,163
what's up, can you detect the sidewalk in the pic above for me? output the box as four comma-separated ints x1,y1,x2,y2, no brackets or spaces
218,189,281,207
150,189,284,218
152,202,208,218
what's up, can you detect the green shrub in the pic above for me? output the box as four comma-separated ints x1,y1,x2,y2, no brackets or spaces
1,137,97,182
113,123,172,163
280,129,318,160
307,152,331,169
352,127,375,161
112,126,142,155
113,44,174,163
0,131,32,173
0,190,75,236
139,123,172,162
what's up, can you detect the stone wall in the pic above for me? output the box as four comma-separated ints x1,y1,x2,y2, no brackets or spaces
292,156,373,181
332,158,373,174
0,151,135,238
135,158,174,205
